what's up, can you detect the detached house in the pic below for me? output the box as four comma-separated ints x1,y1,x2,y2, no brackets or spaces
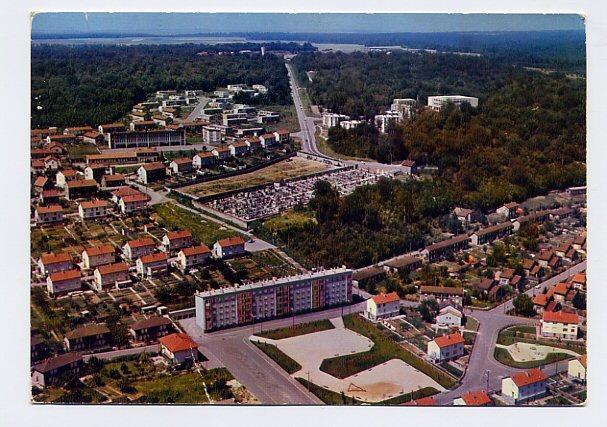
66,179,98,200
82,245,115,269
427,332,465,362
38,252,73,276
159,333,200,364
212,236,246,259
101,173,126,188
162,230,193,253
137,162,166,184
136,252,168,277
47,269,81,296
365,292,400,321
78,199,108,220
453,390,492,406
123,237,156,260
501,368,548,404
568,355,587,383
130,316,173,342
177,245,212,271
93,262,131,291
541,311,580,340
119,193,150,214
64,323,111,352
32,353,84,388
435,305,463,327
35,205,63,225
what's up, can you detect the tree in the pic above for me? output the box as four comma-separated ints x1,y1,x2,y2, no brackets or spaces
512,294,536,317
309,180,340,224
419,299,440,323
572,292,586,310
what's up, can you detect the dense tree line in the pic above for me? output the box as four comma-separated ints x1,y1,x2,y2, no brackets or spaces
31,43,298,128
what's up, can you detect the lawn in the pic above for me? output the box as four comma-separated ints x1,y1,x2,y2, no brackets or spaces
319,315,457,389
254,319,335,340
154,203,241,246
134,369,234,403
252,341,302,374
67,143,100,160
295,378,439,406
263,210,317,235
263,104,301,133
180,156,332,196
493,347,574,369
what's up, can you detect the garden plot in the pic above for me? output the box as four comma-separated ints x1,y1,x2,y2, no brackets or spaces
251,317,445,403
497,342,580,363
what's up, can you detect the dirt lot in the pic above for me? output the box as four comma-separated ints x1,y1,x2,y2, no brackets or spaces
181,156,334,196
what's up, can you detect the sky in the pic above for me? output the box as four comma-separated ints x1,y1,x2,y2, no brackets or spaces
32,13,585,36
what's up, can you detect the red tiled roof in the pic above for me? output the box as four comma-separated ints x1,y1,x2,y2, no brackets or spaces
67,179,98,189
543,311,580,324
127,237,155,249
553,282,571,296
372,292,400,305
579,355,587,368
42,189,61,197
142,162,166,171
103,173,125,182
461,391,492,406
84,245,114,257
181,245,211,256
40,252,72,265
96,262,129,275
511,368,547,387
401,159,416,167
433,332,465,348
80,200,108,209
216,236,246,247
112,187,141,197
139,252,168,264
49,269,81,282
167,230,192,241
159,333,198,353
121,194,150,203
572,273,586,285
533,294,549,307
36,204,63,214
32,353,82,373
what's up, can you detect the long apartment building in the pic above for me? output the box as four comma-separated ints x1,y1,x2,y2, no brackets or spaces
195,267,353,332
107,129,186,149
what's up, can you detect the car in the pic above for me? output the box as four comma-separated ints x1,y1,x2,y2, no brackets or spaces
535,284,542,289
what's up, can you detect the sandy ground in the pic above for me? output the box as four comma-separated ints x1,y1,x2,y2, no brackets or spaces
497,342,580,362
182,157,334,196
251,317,445,403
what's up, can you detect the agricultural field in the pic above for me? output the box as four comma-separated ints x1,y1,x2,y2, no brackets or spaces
180,156,334,197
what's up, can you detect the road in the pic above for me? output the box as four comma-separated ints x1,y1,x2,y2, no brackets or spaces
186,96,210,121
181,302,366,404
435,260,586,404
286,62,410,174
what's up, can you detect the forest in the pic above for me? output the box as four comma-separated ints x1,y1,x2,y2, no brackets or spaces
31,43,303,128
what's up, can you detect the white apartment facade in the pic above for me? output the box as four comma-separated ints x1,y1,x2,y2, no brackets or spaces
427,95,479,111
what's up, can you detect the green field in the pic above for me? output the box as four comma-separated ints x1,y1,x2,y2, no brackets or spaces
252,341,302,374
493,347,573,369
154,203,242,246
255,319,334,340
263,210,317,234
319,315,457,389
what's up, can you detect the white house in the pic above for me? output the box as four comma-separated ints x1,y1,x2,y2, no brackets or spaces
435,306,463,328
568,356,587,383
136,252,168,277
93,262,130,291
159,333,199,364
177,245,211,271
46,269,81,297
82,245,115,269
365,292,400,321
541,311,580,340
123,238,156,260
501,368,548,404
38,252,73,276
427,332,465,362
212,236,246,259
78,200,108,220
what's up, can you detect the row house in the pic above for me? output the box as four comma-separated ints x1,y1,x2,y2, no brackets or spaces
419,286,465,306
162,230,193,253
469,222,513,246
37,252,73,276
63,125,93,136
123,237,156,260
259,133,278,148
93,262,131,291
496,202,520,219
35,205,63,225
512,210,551,232
421,234,469,262
177,245,212,271
78,199,109,220
64,323,111,352
212,146,232,160
82,245,115,269
40,189,62,204
98,123,127,135
136,252,168,277
82,131,105,145
47,269,81,297
229,140,250,157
